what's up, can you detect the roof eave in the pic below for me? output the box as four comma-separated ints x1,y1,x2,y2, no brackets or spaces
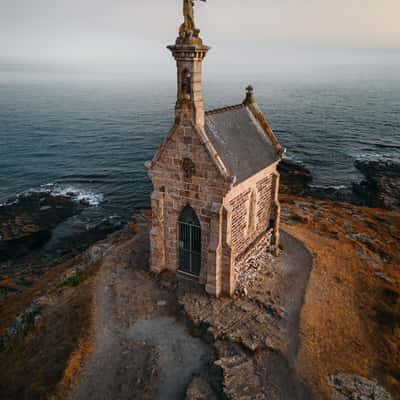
245,102,284,158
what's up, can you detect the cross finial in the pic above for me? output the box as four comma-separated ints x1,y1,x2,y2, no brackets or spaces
244,85,256,105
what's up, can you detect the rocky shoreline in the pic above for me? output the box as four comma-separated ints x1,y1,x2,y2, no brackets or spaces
279,158,400,209
0,191,124,300
0,191,88,262
353,160,400,209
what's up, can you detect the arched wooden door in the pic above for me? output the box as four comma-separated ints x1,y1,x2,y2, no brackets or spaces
178,206,201,277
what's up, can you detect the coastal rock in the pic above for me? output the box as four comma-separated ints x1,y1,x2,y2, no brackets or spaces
278,159,352,202
278,158,400,208
328,373,393,400
278,159,313,195
61,217,124,258
0,192,87,261
306,185,356,204
86,243,113,265
186,377,218,400
353,160,400,209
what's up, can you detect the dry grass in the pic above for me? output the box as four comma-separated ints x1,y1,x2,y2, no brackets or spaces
281,195,400,398
0,258,76,334
0,262,97,400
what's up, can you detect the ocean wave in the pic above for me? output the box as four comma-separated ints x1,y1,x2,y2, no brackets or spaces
0,184,104,208
353,153,398,162
308,184,349,190
31,184,104,206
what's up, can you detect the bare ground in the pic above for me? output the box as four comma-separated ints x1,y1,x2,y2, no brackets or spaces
67,214,313,400
68,217,214,400
174,230,313,400
281,195,400,399
2,195,396,400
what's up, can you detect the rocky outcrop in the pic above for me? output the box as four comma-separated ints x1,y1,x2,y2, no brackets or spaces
278,159,313,195
279,158,400,208
186,377,218,400
353,160,400,209
329,373,392,400
306,185,356,204
279,159,357,203
0,192,88,261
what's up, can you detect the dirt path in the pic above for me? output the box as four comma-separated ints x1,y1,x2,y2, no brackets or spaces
128,316,212,399
68,218,313,400
68,222,213,400
272,231,313,357
255,231,314,399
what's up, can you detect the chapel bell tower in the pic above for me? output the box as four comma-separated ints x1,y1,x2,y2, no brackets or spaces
168,0,209,128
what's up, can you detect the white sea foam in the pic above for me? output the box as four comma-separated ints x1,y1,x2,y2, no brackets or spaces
309,184,349,190
26,184,104,206
354,153,392,161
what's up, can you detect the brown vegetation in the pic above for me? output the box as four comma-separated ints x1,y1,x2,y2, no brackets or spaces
280,194,400,398
0,261,97,400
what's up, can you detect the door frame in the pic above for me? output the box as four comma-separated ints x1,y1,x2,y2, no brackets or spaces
178,208,202,278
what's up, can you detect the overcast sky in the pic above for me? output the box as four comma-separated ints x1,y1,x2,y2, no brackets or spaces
1,0,399,74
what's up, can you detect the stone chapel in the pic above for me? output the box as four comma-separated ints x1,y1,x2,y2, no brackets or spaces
146,1,284,297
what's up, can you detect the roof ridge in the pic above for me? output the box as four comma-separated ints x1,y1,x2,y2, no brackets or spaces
205,103,245,116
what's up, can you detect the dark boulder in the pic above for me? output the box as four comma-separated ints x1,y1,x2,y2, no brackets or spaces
306,186,356,204
278,159,313,195
353,160,400,209
53,217,125,258
0,192,88,261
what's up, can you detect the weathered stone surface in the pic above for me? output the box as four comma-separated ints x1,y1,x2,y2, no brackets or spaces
86,243,112,265
235,231,273,294
169,231,314,399
215,355,266,400
353,160,400,209
185,376,218,400
328,373,393,400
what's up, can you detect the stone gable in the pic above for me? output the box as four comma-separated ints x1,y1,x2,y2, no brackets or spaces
149,122,230,287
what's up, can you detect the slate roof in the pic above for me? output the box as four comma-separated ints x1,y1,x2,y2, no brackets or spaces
204,103,282,184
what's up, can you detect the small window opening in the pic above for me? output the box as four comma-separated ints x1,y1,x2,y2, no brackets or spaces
247,190,257,236
181,69,192,99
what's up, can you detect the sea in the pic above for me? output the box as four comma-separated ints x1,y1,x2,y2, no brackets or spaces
1,65,399,231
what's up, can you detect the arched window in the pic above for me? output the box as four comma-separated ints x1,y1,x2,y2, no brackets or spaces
181,69,192,99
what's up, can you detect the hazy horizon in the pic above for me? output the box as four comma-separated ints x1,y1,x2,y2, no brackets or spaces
1,0,400,78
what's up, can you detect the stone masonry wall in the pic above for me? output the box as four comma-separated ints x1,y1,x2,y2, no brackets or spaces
234,230,273,294
228,173,274,258
149,122,230,292
224,167,277,294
